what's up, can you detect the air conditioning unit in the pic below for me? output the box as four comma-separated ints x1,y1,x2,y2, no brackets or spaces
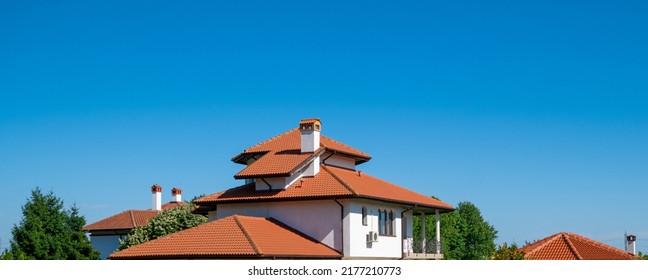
366,231,379,243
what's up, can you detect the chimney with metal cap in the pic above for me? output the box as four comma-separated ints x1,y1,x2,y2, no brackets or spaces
151,184,162,211
626,234,637,255
171,187,182,202
299,118,321,153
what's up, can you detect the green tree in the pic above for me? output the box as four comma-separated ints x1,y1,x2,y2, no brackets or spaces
491,242,525,260
638,251,648,260
117,204,207,251
5,187,99,260
414,201,497,260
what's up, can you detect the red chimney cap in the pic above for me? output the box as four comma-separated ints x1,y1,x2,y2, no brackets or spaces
172,188,182,195
151,184,162,193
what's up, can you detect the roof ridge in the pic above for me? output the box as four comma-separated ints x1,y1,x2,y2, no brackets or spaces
321,134,371,158
129,210,137,228
233,215,262,256
526,233,562,257
322,165,358,196
562,233,583,260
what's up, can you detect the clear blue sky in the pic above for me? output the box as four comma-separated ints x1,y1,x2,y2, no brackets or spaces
1,0,647,253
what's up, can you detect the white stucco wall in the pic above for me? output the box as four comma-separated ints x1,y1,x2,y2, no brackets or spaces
90,234,126,260
254,171,305,191
215,200,343,252
322,154,355,170
345,200,408,259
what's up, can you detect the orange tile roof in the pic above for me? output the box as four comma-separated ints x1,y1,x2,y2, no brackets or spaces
196,165,453,211
83,210,159,231
234,148,323,179
521,232,635,260
109,215,341,259
232,128,371,164
83,201,185,231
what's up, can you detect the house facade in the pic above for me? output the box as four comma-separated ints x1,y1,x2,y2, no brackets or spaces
110,118,453,259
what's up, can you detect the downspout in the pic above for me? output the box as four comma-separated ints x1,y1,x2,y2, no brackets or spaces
399,205,416,260
322,152,334,165
333,198,344,258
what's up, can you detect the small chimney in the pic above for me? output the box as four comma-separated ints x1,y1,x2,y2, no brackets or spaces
626,234,637,255
151,184,162,211
171,187,182,202
299,118,321,153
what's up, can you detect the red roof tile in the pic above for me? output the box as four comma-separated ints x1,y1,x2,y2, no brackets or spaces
197,165,453,211
521,232,635,260
83,201,185,231
83,210,159,231
109,215,341,259
234,148,323,179
232,128,371,164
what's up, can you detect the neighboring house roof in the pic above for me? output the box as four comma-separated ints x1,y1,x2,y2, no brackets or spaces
109,215,342,259
83,202,185,231
521,232,636,260
196,165,453,211
232,128,372,172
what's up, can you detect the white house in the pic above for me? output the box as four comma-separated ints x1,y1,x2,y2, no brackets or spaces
83,186,185,259
110,118,453,260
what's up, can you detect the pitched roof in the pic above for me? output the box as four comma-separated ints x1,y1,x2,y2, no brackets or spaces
109,215,341,259
196,165,453,211
83,210,158,231
232,128,371,176
83,202,185,231
521,232,636,260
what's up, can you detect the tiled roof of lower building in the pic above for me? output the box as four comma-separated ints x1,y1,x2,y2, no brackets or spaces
83,210,158,231
521,232,636,260
83,202,185,231
196,165,453,211
109,215,342,259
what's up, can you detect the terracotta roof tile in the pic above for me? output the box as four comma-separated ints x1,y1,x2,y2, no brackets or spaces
233,129,371,163
83,201,185,231
83,210,159,231
196,165,453,211
109,215,341,259
325,166,454,210
197,166,354,203
234,148,322,179
521,232,635,260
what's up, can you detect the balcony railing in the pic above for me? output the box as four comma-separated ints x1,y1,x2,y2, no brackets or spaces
403,237,443,259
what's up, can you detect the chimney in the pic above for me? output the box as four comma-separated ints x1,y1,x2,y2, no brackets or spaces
626,234,636,255
171,187,182,202
151,184,162,211
299,118,321,153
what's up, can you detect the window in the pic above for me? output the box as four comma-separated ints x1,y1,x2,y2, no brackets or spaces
362,206,367,226
378,209,386,235
378,209,395,236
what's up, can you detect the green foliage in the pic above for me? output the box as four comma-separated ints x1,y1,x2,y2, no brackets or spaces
492,242,525,260
414,201,497,260
638,251,648,260
5,187,99,260
117,204,207,251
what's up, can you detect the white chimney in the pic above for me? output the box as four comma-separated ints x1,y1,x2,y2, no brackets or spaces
151,184,162,211
299,118,321,153
171,187,182,202
626,234,636,255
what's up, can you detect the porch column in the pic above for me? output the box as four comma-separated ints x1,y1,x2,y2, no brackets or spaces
420,212,426,253
435,209,441,254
